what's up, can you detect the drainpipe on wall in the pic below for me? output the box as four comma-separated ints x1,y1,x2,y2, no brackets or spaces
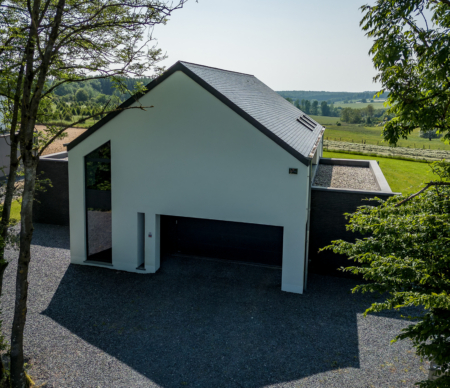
303,161,312,290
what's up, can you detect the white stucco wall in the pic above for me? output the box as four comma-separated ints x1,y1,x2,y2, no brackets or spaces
68,71,310,294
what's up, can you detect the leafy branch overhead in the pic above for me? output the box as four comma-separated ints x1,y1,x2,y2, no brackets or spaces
323,160,450,387
0,0,187,387
361,0,450,145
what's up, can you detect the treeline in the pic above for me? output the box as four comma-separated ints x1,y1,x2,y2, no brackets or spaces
52,77,153,102
340,106,393,125
278,90,389,103
40,99,115,123
286,98,340,117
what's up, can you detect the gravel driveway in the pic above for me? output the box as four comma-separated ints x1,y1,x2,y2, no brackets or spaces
1,224,427,387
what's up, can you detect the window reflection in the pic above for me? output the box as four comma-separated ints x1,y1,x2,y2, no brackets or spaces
85,141,112,263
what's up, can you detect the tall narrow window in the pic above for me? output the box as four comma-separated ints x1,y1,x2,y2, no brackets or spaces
85,141,112,263
137,213,145,269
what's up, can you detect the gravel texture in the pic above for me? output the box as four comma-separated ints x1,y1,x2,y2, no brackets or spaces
313,165,380,191
1,224,427,387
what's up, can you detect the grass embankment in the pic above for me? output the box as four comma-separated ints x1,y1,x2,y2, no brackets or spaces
323,151,438,194
310,115,450,151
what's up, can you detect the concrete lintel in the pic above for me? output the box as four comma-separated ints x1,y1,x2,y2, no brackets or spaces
368,160,392,192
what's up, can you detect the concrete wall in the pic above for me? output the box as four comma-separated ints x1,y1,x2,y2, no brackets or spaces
68,70,310,294
33,152,69,226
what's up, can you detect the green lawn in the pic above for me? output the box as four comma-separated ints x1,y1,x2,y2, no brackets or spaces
323,151,438,194
310,115,450,150
321,123,450,151
10,200,21,221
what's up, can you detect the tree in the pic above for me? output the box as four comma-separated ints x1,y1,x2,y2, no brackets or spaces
0,0,186,386
75,88,89,102
323,161,450,387
311,100,319,115
304,100,311,114
300,99,306,111
341,107,351,123
366,104,374,118
330,0,450,385
361,0,450,145
320,101,330,116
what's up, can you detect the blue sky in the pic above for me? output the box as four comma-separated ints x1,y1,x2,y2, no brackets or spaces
153,0,380,92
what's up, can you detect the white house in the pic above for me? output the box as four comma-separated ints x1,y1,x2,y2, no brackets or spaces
67,61,325,294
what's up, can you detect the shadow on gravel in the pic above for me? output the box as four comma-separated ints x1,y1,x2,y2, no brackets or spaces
42,256,400,387
31,224,70,249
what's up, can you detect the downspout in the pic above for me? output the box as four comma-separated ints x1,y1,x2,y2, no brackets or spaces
303,160,312,291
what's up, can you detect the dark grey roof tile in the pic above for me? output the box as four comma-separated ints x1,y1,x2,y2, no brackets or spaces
180,62,324,160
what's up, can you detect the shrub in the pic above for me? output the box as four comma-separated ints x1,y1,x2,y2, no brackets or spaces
323,160,450,387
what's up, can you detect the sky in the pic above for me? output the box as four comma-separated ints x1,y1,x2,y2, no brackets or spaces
152,0,381,93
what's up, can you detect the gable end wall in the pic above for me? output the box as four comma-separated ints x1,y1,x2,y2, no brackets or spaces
68,71,310,293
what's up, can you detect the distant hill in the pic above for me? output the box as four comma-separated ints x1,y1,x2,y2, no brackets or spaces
276,90,389,103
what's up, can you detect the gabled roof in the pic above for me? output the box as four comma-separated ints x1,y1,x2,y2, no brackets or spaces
67,61,325,165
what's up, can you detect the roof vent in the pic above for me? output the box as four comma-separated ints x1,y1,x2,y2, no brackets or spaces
297,114,317,131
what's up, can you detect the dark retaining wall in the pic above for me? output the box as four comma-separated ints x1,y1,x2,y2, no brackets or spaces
33,153,69,226
309,187,395,277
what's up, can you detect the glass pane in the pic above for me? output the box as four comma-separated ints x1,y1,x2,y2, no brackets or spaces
85,141,112,263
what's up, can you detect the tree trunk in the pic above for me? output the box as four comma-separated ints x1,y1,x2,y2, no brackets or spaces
0,260,8,384
9,158,37,388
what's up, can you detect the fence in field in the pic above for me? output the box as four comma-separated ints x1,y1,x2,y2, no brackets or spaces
324,136,448,151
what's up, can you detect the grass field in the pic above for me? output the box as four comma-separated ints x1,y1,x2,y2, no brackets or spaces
309,115,340,125
333,101,388,109
323,151,438,194
309,115,450,151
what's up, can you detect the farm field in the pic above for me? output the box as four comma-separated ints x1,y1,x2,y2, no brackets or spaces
333,101,387,109
323,151,438,194
309,115,450,151
309,115,340,125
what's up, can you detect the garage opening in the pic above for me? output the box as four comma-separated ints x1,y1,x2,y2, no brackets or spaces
160,216,283,267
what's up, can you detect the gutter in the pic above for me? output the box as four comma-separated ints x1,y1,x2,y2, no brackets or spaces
308,126,326,159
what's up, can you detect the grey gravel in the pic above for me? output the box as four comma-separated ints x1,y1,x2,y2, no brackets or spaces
1,224,427,387
314,165,380,191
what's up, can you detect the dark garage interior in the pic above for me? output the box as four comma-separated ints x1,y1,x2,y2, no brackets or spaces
160,215,284,267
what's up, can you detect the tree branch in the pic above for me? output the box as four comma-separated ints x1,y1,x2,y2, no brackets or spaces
395,181,450,207
37,104,153,156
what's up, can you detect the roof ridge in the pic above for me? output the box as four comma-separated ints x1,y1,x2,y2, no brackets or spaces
179,61,255,77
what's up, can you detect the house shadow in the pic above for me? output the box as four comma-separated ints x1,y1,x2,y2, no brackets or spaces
42,256,407,387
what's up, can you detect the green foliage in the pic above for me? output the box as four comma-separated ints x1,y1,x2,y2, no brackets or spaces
75,89,89,102
323,160,450,387
361,0,450,145
341,107,362,123
311,100,319,115
321,101,330,116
